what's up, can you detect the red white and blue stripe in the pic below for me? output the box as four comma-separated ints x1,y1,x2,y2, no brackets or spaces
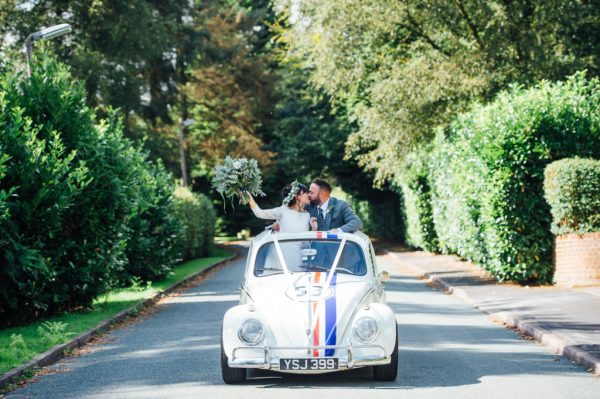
311,272,337,357
316,231,338,240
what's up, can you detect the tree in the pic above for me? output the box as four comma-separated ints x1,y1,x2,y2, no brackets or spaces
274,0,600,185
0,1,279,184
0,1,199,137
183,1,276,182
266,58,404,238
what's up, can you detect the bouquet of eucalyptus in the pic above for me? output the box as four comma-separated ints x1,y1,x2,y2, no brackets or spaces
212,155,265,210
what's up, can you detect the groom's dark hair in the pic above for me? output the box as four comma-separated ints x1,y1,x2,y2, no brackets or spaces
311,178,332,193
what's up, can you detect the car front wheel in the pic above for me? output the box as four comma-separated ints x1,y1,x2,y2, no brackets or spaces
220,331,246,384
373,322,398,381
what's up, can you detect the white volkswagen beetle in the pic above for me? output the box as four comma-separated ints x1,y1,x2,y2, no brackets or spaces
220,230,398,383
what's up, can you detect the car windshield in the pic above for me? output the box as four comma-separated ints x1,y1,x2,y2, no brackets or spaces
254,239,367,277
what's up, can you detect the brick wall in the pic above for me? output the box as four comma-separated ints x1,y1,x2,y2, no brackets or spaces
554,232,600,287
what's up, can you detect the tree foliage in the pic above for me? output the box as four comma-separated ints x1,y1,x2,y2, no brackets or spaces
184,2,275,179
265,57,403,238
275,0,600,185
1,0,407,238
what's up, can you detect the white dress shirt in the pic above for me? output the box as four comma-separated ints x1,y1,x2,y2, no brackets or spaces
319,198,330,218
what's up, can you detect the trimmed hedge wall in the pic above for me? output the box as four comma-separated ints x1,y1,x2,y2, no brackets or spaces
173,187,216,260
544,158,600,235
400,72,600,283
397,149,438,251
428,131,488,265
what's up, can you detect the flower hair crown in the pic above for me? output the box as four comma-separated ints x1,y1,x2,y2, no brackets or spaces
282,180,302,206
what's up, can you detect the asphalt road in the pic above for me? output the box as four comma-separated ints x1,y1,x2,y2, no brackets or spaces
6,248,600,399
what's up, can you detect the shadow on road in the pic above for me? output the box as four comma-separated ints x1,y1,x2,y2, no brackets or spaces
7,248,593,398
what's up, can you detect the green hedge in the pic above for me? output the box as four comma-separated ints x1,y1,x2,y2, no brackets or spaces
348,191,404,241
122,161,184,284
402,72,600,283
0,52,191,327
396,149,439,251
0,155,13,223
428,131,488,264
173,187,216,260
544,158,600,235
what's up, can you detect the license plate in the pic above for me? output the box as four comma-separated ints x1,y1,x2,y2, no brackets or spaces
280,358,338,371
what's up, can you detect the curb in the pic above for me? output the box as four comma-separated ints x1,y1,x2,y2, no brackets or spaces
384,250,600,376
0,246,243,390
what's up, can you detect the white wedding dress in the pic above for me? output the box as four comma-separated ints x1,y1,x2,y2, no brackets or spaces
250,204,310,269
250,204,310,233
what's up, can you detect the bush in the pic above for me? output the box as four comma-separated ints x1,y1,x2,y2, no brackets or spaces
348,191,404,241
396,149,438,251
0,51,186,326
173,187,216,260
0,155,12,222
428,131,487,263
0,57,96,325
544,158,600,235
423,72,600,283
122,161,184,283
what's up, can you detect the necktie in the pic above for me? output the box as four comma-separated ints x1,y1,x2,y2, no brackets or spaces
317,207,324,229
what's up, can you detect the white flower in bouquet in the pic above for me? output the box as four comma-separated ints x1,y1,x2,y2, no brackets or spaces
212,155,265,210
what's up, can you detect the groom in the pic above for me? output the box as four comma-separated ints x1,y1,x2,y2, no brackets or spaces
308,178,362,233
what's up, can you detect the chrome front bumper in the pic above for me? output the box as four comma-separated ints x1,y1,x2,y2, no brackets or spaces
229,343,389,371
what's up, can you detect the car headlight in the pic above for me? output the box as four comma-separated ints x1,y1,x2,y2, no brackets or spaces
353,316,378,342
238,319,264,345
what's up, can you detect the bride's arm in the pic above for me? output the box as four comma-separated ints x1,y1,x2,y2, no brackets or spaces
247,193,284,220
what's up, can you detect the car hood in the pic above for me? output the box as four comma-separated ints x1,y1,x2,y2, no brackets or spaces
246,272,373,351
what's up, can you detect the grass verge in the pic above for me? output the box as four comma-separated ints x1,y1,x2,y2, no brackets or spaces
215,236,239,244
0,247,234,375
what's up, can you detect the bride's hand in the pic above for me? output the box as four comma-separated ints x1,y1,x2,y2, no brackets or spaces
237,190,244,201
310,217,318,231
244,191,256,207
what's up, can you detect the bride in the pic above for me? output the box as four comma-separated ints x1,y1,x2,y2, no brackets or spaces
245,181,318,269
245,180,318,233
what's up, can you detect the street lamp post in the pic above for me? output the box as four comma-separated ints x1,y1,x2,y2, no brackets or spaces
179,118,194,187
24,23,72,77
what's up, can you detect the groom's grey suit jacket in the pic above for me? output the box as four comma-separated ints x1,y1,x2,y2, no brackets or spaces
308,197,363,233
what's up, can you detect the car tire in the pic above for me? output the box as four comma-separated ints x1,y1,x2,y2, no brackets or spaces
373,322,398,381
220,331,246,384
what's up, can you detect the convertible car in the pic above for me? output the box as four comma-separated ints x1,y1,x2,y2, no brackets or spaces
220,230,398,383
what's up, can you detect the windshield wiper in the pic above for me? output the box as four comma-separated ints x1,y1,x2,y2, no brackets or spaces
298,264,329,272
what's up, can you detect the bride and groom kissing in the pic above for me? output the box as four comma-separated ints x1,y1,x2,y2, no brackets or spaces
245,178,362,234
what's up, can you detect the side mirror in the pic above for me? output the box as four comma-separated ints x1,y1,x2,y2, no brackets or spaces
377,270,390,283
